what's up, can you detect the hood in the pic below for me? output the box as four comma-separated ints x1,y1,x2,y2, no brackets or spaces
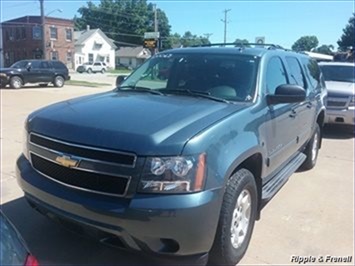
28,91,246,156
0,68,15,73
325,81,355,96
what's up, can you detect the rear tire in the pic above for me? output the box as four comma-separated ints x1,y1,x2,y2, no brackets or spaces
10,76,23,89
53,76,65,87
300,123,320,171
87,68,92,74
208,169,257,266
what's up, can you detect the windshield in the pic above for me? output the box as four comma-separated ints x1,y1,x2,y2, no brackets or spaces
10,61,28,69
320,65,355,83
119,53,259,102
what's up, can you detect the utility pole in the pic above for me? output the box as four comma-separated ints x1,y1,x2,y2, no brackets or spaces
221,9,231,44
40,0,46,59
153,4,158,54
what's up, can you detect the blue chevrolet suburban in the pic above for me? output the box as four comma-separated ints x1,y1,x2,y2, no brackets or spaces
17,44,326,265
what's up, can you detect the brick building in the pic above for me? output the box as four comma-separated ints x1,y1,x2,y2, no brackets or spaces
1,16,74,68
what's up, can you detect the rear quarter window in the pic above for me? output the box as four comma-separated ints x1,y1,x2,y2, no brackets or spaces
51,61,67,70
301,58,321,90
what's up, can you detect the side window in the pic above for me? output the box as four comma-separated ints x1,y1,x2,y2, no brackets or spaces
30,61,41,69
286,57,306,89
266,57,288,94
40,61,50,69
301,58,321,90
94,62,101,66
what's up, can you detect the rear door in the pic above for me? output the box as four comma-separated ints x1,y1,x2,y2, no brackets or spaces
39,61,54,82
285,56,315,148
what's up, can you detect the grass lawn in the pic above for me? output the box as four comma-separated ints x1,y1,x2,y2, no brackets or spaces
67,80,112,87
107,69,132,74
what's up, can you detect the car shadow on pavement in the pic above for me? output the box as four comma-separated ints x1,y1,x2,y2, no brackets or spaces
1,197,193,266
322,125,354,140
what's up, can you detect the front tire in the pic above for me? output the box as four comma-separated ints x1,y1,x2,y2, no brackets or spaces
300,123,320,171
10,76,23,89
53,76,65,87
101,68,106,74
87,68,92,74
209,169,257,266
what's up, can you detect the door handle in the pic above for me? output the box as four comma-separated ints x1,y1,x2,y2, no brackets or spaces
289,109,297,118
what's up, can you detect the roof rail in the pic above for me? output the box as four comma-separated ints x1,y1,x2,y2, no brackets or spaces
190,42,285,50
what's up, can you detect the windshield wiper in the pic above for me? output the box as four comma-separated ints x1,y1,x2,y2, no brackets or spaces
117,85,164,95
160,89,231,103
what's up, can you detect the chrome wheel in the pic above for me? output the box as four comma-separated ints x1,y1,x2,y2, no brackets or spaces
230,189,251,249
54,76,64,87
10,77,22,89
311,131,319,161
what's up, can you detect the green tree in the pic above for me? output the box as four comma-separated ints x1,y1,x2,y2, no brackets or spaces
292,36,319,52
314,44,334,55
234,38,249,45
337,13,355,51
74,0,171,47
165,31,209,48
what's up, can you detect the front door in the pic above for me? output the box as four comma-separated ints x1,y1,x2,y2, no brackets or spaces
264,56,299,177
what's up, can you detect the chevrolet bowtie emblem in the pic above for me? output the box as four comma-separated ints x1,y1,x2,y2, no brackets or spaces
55,155,79,168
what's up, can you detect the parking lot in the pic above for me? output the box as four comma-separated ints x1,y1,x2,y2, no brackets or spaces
1,85,354,265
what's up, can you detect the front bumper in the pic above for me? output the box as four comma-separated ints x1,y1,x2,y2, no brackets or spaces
325,107,355,126
16,155,222,256
0,74,9,86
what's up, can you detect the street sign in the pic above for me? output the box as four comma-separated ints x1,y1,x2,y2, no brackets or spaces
143,39,158,49
144,32,160,39
255,37,265,44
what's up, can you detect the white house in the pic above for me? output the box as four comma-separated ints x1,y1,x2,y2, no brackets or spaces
74,26,117,69
115,46,151,69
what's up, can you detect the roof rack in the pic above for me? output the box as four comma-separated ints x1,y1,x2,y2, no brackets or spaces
190,42,285,50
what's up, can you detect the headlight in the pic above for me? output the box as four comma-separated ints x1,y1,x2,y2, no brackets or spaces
349,96,355,107
138,153,206,194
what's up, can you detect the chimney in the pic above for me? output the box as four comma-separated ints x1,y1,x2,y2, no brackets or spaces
86,25,90,31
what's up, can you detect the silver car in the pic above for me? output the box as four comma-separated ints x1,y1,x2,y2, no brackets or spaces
319,62,355,126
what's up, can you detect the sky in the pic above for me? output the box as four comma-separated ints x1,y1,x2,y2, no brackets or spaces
1,0,354,49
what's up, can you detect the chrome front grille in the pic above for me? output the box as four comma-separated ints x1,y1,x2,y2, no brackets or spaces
29,133,136,197
326,97,349,109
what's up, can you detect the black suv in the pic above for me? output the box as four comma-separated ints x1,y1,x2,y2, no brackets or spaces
0,60,70,89
17,44,326,265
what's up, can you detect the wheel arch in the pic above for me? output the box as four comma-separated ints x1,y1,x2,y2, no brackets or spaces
230,152,263,220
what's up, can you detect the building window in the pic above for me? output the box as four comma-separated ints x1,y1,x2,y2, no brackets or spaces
51,51,59,60
88,53,94,63
67,52,72,63
50,26,57,39
21,28,26,39
15,28,21,40
106,56,110,63
66,29,72,41
7,28,14,41
32,26,42,40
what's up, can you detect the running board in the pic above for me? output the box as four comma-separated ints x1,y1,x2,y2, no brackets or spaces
261,153,306,207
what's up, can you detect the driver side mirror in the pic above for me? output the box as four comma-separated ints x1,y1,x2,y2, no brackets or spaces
116,75,127,86
267,84,306,105
26,65,32,71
